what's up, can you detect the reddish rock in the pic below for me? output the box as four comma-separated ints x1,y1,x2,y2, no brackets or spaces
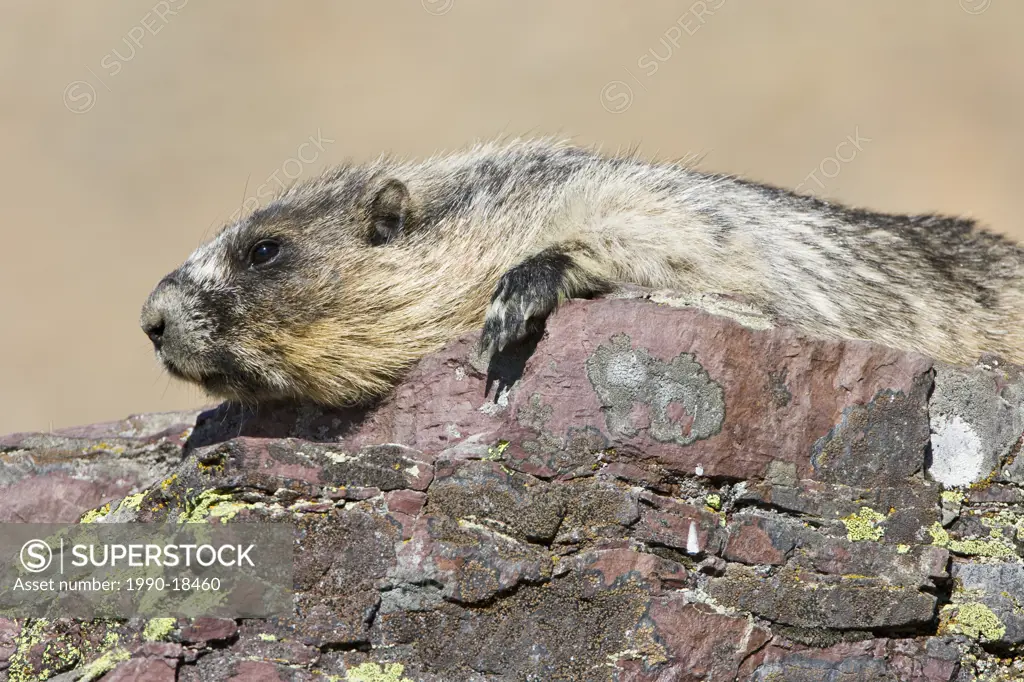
796,537,949,588
2,295,1017,680
227,660,284,681
967,483,1024,504
0,617,17,668
721,512,949,586
0,410,197,522
634,492,724,556
133,641,186,659
393,514,550,605
182,438,433,498
735,477,942,544
324,485,382,501
179,617,238,645
384,489,427,517
618,600,771,682
573,547,688,593
105,656,179,682
187,298,933,486
384,489,428,539
750,637,960,682
721,514,797,565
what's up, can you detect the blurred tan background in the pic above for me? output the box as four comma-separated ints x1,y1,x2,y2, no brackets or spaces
2,1,1022,434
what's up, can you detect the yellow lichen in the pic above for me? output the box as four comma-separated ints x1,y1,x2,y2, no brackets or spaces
842,507,886,542
929,522,1017,558
257,633,278,641
345,662,413,682
117,492,146,512
78,648,130,682
896,544,910,554
177,489,250,524
928,522,950,545
142,618,176,642
705,494,722,511
941,490,966,504
86,442,126,455
7,619,127,682
484,440,510,460
7,619,51,682
79,503,111,524
940,602,1006,642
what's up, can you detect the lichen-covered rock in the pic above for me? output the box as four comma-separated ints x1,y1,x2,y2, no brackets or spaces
707,565,937,630
2,293,1023,680
0,410,198,523
944,563,1024,647
929,360,1024,487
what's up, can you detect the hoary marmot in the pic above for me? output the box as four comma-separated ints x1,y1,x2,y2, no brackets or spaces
140,138,1024,405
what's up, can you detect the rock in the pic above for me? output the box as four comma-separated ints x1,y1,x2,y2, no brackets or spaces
3,294,1022,680
634,491,725,556
721,512,949,588
707,565,938,630
390,514,551,606
184,297,935,486
0,410,197,522
626,600,772,681
104,657,178,682
750,637,961,682
946,562,1024,646
0,617,17,670
929,362,1024,486
179,618,238,645
224,660,286,681
427,460,565,542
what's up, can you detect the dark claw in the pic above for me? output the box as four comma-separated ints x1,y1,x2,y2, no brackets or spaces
480,297,530,356
481,248,578,357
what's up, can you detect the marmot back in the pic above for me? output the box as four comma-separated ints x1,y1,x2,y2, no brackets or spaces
140,138,1024,406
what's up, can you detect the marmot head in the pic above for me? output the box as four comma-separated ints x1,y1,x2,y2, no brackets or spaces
140,169,432,406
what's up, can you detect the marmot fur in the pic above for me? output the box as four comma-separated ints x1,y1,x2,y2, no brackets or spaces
140,138,1024,405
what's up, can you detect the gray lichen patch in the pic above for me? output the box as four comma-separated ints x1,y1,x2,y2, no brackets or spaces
810,376,931,487
928,363,1024,487
585,333,725,446
929,415,986,487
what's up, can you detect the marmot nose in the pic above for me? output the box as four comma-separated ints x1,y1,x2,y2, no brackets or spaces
141,274,179,350
140,297,169,350
142,316,166,349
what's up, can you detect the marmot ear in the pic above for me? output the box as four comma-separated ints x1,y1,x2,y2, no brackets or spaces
367,178,411,246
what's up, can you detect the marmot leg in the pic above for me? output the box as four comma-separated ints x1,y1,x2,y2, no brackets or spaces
481,242,610,355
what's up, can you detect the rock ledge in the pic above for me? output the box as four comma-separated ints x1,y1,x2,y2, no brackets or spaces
2,294,1023,681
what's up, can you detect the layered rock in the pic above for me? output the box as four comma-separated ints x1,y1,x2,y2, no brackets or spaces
2,293,1022,681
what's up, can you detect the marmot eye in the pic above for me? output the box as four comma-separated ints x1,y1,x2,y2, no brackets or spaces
248,240,281,267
